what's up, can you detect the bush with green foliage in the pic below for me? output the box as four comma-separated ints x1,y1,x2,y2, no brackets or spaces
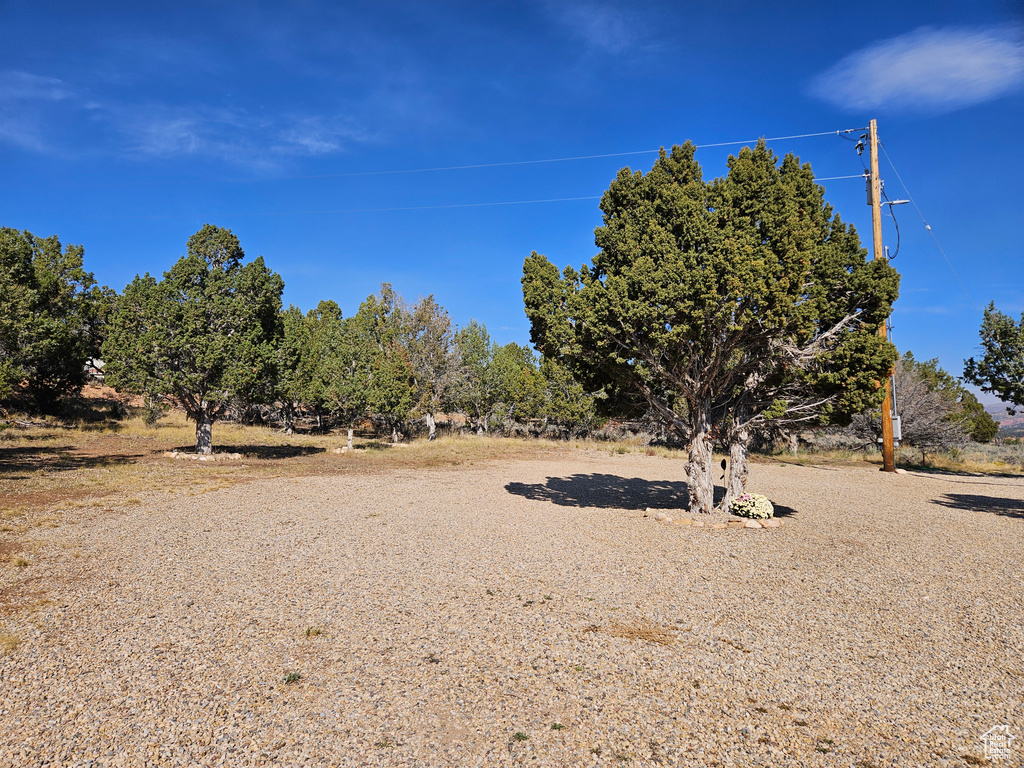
964,303,1023,414
0,228,109,411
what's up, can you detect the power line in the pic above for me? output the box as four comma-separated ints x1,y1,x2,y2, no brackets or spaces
251,196,604,216
88,195,604,220
89,173,866,220
87,130,868,219
120,128,868,186
878,142,979,311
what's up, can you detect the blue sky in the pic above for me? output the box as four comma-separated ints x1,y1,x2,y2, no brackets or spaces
2,1,1022,402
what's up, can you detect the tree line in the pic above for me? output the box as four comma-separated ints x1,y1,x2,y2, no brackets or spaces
7,224,592,453
2,141,1021,510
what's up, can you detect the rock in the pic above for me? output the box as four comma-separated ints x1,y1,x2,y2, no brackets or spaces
895,468,908,474
727,521,745,528
333,448,343,454
675,518,692,526
761,518,782,529
163,451,177,458
711,522,727,529
743,520,762,529
653,512,671,522
691,520,705,528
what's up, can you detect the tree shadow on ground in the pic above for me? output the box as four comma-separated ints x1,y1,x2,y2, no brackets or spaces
933,493,1024,520
505,473,803,516
769,504,799,518
505,473,721,510
172,444,326,460
0,445,137,479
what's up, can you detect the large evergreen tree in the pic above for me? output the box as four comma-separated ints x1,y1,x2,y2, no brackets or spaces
524,142,898,513
103,225,284,453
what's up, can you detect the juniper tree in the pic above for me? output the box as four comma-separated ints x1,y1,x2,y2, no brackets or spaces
103,225,284,453
486,343,545,430
277,305,309,434
964,304,1024,414
524,142,898,514
355,285,414,442
406,295,460,440
0,228,104,410
453,320,496,433
321,311,375,448
538,356,599,437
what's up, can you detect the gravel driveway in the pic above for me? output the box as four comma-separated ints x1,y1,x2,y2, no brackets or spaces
2,451,1022,767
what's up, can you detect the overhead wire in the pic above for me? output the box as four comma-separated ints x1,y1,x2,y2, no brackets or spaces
878,142,979,311
88,195,606,219
88,129,867,219
122,128,868,186
880,184,902,259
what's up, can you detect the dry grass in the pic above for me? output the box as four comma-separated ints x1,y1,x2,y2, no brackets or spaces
2,406,1020,535
763,445,1024,476
0,633,20,655
0,411,573,528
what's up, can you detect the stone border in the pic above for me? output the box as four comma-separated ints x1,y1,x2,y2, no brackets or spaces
646,508,782,529
163,451,243,462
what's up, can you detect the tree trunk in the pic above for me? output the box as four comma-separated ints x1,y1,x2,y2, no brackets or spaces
391,425,399,444
723,426,750,511
283,403,294,435
685,397,715,515
425,412,436,441
195,415,213,455
788,432,799,455
347,427,354,451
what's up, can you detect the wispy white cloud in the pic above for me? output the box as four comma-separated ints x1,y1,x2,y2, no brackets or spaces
0,70,376,167
121,106,252,159
547,1,643,54
810,26,1024,112
0,71,78,152
0,70,75,101
277,115,372,156
117,106,375,167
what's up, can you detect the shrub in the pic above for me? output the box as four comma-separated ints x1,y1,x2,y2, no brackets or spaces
730,493,774,519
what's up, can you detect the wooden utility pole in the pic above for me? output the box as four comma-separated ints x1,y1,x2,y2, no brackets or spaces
868,118,896,472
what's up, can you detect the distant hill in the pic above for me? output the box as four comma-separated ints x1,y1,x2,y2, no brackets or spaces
986,403,1024,438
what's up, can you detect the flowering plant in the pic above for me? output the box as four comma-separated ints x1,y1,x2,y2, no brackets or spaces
729,493,774,519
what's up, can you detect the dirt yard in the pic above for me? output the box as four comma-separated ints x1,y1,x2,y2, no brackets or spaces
1,444,1022,767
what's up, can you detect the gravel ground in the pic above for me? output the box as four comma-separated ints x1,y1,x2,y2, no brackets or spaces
1,451,1022,767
